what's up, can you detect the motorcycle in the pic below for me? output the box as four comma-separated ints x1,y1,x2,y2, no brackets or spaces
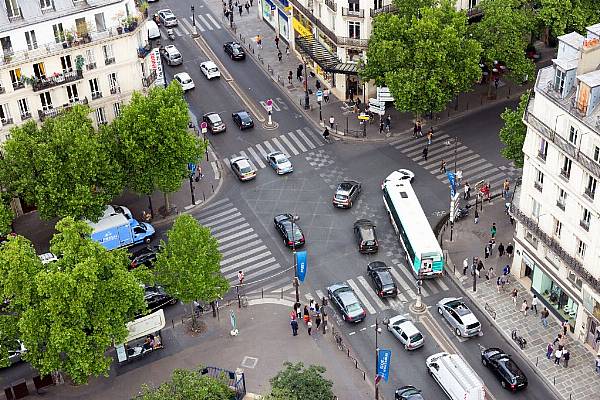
511,329,527,349
454,206,469,220
167,28,175,40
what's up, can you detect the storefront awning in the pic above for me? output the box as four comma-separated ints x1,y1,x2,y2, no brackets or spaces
295,35,359,75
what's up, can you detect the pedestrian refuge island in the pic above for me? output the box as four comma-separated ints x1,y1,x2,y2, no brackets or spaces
115,309,165,364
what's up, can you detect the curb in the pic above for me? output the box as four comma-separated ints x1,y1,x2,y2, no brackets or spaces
438,220,567,400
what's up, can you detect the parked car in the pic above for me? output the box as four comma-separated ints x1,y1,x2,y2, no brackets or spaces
223,41,246,60
332,180,361,208
203,112,226,133
353,219,378,254
327,282,366,323
157,9,178,26
367,261,397,298
232,110,254,130
395,385,424,400
274,213,305,248
39,252,58,264
381,169,414,189
173,72,195,91
436,297,481,337
129,246,159,269
200,60,221,79
387,315,424,350
159,44,182,66
481,347,528,391
144,285,177,311
2,340,26,367
230,156,256,181
266,151,293,175
426,352,485,400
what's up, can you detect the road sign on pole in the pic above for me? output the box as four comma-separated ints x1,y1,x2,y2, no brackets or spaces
449,192,460,223
200,121,207,134
265,99,273,113
316,90,323,103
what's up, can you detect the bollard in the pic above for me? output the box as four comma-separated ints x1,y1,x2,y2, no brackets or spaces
536,356,538,366
553,377,556,385
363,371,366,380
203,191,206,201
355,360,358,368
261,288,264,298
211,183,214,192
172,319,174,329
347,349,350,357
280,288,283,299
508,87,511,96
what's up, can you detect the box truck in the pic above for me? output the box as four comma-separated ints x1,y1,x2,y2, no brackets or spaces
88,213,155,251
426,352,485,400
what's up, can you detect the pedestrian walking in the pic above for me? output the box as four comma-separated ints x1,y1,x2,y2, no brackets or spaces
511,288,518,305
496,276,502,293
464,181,471,200
490,223,497,239
506,243,514,257
487,266,495,280
563,320,570,336
238,4,243,16
541,307,549,328
531,295,538,315
422,146,428,161
288,70,293,84
476,261,483,278
315,302,320,314
413,121,419,138
521,300,528,316
546,342,554,359
307,319,313,335
256,34,262,48
323,88,330,102
379,120,384,135
315,314,322,330
315,80,321,91
484,245,490,259
416,120,422,137
596,355,600,374
498,242,505,257
250,0,253,6
291,318,298,336
427,128,433,145
277,50,282,62
563,349,570,368
487,240,494,256
385,115,391,132
503,264,510,276
290,309,297,320
245,1,250,13
237,270,244,285
294,302,301,319
275,35,280,48
296,64,303,81
309,299,315,312
502,178,510,199
329,115,335,129
285,45,290,56
463,258,469,275
303,305,309,323
439,159,447,173
554,348,563,365
474,209,479,224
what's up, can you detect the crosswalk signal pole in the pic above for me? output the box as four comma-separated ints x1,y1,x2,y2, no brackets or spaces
191,5,198,37
375,318,379,400
292,216,299,303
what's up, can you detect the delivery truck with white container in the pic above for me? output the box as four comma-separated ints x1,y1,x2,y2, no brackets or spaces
426,352,485,400
88,211,155,251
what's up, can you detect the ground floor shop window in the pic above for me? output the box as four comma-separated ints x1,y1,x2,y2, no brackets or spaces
532,266,577,331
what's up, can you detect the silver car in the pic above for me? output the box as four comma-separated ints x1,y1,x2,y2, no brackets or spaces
327,282,366,323
332,180,361,208
266,151,293,174
158,9,178,27
436,297,481,337
387,315,424,350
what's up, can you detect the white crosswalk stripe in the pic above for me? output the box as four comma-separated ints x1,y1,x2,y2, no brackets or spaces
205,13,222,29
346,278,376,314
357,276,389,310
315,290,325,301
196,14,213,31
179,18,193,34
225,128,324,170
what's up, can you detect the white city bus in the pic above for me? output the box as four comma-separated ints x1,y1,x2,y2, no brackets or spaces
382,174,444,277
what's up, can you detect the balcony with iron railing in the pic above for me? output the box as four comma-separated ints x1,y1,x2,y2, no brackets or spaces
556,199,566,210
0,86,5,94
31,70,83,92
584,187,595,200
559,167,570,181
580,219,590,231
510,203,600,292
20,112,31,121
342,7,364,17
1,118,14,126
288,0,337,44
370,3,396,17
534,181,543,192
91,91,103,100
7,7,23,22
336,36,368,48
324,0,337,12
105,57,116,66
110,86,121,95
37,97,88,121
537,150,547,161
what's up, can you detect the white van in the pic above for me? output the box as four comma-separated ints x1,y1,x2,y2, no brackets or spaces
426,352,485,400
147,20,160,40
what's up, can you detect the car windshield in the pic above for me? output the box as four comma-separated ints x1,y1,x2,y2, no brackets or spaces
179,76,191,83
208,114,221,123
345,302,362,313
360,227,375,240
276,156,288,164
335,194,348,200
240,165,253,174
410,333,424,342
501,359,522,376
208,67,218,73
380,272,394,286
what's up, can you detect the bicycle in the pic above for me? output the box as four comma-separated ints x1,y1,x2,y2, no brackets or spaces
334,332,343,350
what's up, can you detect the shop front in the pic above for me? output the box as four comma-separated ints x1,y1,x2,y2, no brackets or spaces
582,288,600,351
260,0,292,43
529,256,579,333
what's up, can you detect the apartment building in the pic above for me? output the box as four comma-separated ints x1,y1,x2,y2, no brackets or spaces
257,0,480,100
0,0,162,142
512,24,600,350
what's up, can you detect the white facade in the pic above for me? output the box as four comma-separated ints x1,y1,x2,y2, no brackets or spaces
512,23,600,349
0,0,159,141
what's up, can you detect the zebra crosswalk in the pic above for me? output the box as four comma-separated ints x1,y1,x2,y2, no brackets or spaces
223,127,325,171
169,14,222,37
389,133,520,196
196,197,288,289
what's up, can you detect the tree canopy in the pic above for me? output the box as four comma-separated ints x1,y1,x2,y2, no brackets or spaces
112,81,206,198
0,106,123,221
266,362,335,400
362,0,482,117
0,218,147,383
499,92,530,168
137,368,235,400
0,201,13,237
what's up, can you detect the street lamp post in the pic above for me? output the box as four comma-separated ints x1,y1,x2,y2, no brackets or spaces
191,5,198,36
292,215,300,303
228,0,233,27
303,61,310,110
375,318,381,400
188,174,196,205
318,100,322,122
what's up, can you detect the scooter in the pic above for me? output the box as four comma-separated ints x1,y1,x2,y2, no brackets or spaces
167,29,175,40
454,206,469,220
511,329,527,349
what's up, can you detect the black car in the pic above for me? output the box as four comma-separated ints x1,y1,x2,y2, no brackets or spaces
129,246,158,269
232,110,254,130
481,347,528,391
203,112,226,133
353,219,378,254
144,285,177,312
274,213,305,248
332,180,361,208
223,41,246,60
395,385,424,400
367,261,397,298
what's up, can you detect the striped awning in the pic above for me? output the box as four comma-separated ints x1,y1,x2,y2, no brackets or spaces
295,35,359,75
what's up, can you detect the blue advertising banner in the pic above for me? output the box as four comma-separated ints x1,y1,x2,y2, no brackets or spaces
296,251,307,282
447,171,456,197
376,349,392,382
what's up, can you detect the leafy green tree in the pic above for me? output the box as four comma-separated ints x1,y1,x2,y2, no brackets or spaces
16,218,147,384
154,215,228,325
391,0,434,17
0,106,124,221
535,0,572,40
112,82,206,211
266,362,335,400
362,0,482,118
470,0,535,95
0,201,13,237
567,0,600,33
499,92,530,168
137,368,235,400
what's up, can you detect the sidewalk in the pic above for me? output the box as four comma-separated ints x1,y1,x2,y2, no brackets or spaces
206,0,556,141
13,134,223,252
26,299,372,400
440,197,599,400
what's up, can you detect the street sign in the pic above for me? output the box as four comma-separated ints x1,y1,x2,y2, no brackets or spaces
296,251,307,282
265,98,273,113
377,86,395,103
368,98,385,115
358,113,370,121
449,192,460,223
316,89,323,102
200,121,208,134
447,171,456,197
376,349,392,382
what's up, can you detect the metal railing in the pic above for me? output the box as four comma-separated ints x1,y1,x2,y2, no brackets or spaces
336,36,368,48
342,7,364,17
31,69,83,92
370,3,397,17
37,97,88,121
324,0,337,12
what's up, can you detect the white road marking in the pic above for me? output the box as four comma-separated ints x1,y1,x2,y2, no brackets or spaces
205,13,221,29
279,134,299,155
357,276,389,310
246,146,266,168
296,129,317,149
346,279,376,314
289,130,308,152
219,234,259,251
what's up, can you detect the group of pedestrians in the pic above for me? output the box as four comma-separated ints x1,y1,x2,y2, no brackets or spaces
290,300,325,337
546,333,571,368
223,0,254,21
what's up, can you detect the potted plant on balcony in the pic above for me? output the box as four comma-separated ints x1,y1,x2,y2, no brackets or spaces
139,1,148,18
75,55,85,73
128,16,138,31
65,31,74,47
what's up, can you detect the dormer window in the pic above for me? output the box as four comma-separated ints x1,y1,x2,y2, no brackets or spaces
576,82,590,115
554,68,566,94
40,0,52,9
5,0,21,19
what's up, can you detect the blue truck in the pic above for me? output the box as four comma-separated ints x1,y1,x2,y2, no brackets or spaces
88,213,155,251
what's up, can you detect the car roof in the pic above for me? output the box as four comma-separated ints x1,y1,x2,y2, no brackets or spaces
158,9,173,14
328,282,351,293
205,112,221,121
271,152,287,160
354,219,375,227
388,315,420,336
164,45,178,52
175,72,191,79
235,110,250,117
231,156,250,164
338,290,359,306
201,61,217,68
